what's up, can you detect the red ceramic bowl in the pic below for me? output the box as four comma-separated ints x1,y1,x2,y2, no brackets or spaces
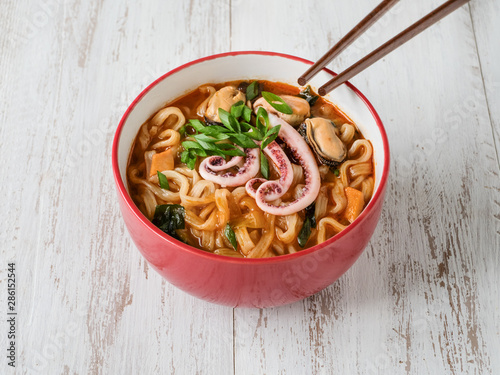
112,51,390,308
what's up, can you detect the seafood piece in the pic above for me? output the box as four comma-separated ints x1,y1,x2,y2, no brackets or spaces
253,95,310,126
198,148,260,187
246,112,321,215
299,117,347,167
204,86,246,122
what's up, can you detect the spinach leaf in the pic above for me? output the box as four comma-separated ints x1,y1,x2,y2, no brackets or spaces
298,217,312,248
152,204,186,241
304,202,316,228
298,202,316,247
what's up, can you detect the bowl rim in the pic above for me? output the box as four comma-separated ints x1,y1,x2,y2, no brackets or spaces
112,51,390,265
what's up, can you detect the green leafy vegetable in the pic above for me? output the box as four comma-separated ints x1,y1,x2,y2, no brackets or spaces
246,81,259,101
182,141,208,156
230,100,245,118
178,102,281,170
191,148,208,157
180,150,190,163
333,168,340,177
178,125,187,137
224,223,238,250
256,106,270,134
196,139,221,152
194,133,230,143
304,202,316,228
152,204,185,241
181,150,197,169
239,121,251,132
188,119,206,132
298,203,316,247
242,105,252,122
298,217,312,248
214,143,246,156
186,154,196,169
260,150,269,179
230,133,258,148
217,147,246,156
200,125,231,136
218,108,241,132
157,171,170,190
297,85,319,106
261,91,293,115
243,124,264,140
260,125,281,150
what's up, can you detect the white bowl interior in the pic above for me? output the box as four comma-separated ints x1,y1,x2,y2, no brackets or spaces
117,54,386,203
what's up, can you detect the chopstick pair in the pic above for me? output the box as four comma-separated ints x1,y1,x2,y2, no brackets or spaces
298,0,471,96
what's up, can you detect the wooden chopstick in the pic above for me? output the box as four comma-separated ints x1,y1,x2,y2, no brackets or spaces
298,0,400,86
317,0,470,95
299,0,470,96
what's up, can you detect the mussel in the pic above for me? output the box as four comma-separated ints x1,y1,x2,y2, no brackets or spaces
254,95,310,127
299,117,347,167
205,86,246,122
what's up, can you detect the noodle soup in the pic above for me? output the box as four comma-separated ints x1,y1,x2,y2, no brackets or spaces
127,81,374,258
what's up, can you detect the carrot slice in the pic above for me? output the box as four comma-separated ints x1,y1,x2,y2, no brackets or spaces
149,148,174,176
344,187,365,223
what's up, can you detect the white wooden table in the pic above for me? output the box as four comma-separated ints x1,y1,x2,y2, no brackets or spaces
1,0,499,373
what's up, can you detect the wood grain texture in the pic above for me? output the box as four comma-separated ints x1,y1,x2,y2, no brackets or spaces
1,1,234,374
469,0,500,164
232,0,500,374
0,0,498,374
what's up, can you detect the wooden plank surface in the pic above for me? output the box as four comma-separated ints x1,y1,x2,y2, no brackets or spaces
469,0,500,162
0,0,498,374
0,1,234,374
232,1,500,374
